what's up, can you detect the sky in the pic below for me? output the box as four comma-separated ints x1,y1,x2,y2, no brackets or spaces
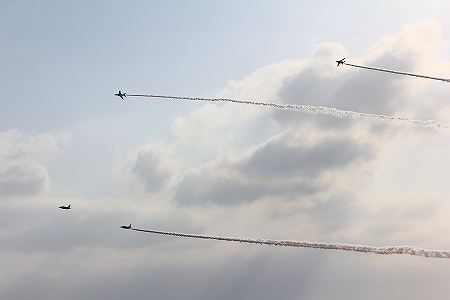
1,1,450,299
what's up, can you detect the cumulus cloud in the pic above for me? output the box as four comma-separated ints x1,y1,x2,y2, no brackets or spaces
116,22,450,229
126,24,450,210
154,22,450,254
0,130,62,199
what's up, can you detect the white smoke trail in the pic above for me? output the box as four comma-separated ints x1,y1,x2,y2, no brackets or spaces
125,94,449,130
344,62,450,83
131,228,450,259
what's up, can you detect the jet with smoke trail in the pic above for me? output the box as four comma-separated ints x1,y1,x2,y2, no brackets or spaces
115,90,126,100
129,227,450,259
118,93,449,130
339,60,450,83
336,58,345,67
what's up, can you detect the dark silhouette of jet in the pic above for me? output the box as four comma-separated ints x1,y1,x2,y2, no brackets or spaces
120,224,132,229
336,58,345,67
115,90,126,100
59,204,71,210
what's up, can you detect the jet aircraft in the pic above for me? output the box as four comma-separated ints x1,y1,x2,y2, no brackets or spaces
59,204,71,210
120,224,132,229
336,58,345,67
115,90,126,100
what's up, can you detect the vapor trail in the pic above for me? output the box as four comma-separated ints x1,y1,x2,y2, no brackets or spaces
125,94,449,130
131,228,450,259
344,62,450,83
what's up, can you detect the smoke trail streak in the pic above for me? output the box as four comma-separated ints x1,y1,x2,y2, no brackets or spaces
131,228,450,259
344,62,450,83
125,94,449,130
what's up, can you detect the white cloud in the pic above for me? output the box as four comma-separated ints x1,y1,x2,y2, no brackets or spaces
171,104,232,145
0,130,63,200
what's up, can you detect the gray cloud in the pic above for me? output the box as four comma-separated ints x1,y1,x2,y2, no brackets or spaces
241,136,375,178
132,151,172,193
174,135,375,206
0,163,49,197
126,144,179,194
174,169,325,206
277,67,339,107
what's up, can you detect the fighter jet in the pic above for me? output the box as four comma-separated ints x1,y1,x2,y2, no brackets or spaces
120,224,132,229
115,90,126,100
59,204,71,210
336,58,345,67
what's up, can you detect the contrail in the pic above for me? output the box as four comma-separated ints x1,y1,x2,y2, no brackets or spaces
131,228,450,259
343,62,450,83
123,93,449,130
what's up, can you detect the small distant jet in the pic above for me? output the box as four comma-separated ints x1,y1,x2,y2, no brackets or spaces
115,90,126,100
120,224,132,229
336,58,345,67
59,204,71,210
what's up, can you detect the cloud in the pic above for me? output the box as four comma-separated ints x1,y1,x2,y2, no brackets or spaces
171,104,232,146
117,143,180,194
121,24,450,209
173,132,376,206
0,163,49,197
115,23,449,243
275,21,450,132
275,50,412,132
0,130,62,199
306,190,360,233
241,134,375,178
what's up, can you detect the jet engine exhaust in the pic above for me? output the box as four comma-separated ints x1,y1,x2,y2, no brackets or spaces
130,228,450,259
343,62,450,83
124,94,449,130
